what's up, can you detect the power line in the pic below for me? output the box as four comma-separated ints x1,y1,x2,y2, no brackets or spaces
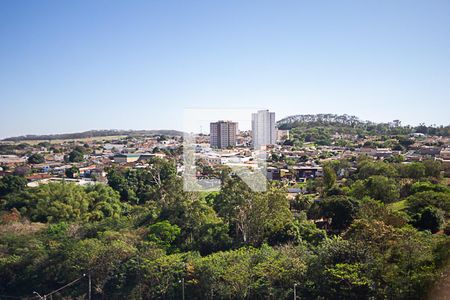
45,274,86,297
32,274,87,300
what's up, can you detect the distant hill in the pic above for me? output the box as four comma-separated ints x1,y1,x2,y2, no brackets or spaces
277,114,449,136
277,114,368,129
2,129,184,142
276,114,395,134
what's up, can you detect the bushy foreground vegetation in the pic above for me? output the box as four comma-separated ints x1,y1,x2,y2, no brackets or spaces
1,158,449,299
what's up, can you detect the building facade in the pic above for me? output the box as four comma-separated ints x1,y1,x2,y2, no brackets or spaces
113,153,141,163
210,121,238,149
251,110,276,149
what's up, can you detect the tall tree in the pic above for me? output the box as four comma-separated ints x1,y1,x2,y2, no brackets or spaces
0,175,27,197
323,164,337,192
27,153,45,164
214,178,292,245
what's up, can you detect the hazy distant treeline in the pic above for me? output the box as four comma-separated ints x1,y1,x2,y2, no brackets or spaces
2,129,183,141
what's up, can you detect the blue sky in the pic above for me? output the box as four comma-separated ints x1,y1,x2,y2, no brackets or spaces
1,0,449,138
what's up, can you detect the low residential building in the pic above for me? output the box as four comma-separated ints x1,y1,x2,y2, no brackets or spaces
419,146,441,156
79,165,97,176
267,167,280,180
438,148,450,176
138,153,166,161
113,153,141,163
27,177,97,187
26,173,52,181
439,148,450,160
103,143,126,152
0,155,26,165
293,166,323,179
358,148,398,158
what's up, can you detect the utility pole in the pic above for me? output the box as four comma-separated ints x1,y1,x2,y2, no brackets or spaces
138,252,143,299
88,273,92,300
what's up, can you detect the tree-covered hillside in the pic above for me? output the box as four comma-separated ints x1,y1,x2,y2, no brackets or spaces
1,157,449,299
277,113,450,136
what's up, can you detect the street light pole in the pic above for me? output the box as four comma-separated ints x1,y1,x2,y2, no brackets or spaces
88,272,92,300
180,261,186,300
182,277,185,300
178,277,185,300
293,283,298,300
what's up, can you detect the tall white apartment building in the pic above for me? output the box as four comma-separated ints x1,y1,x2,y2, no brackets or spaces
251,110,276,149
210,121,238,149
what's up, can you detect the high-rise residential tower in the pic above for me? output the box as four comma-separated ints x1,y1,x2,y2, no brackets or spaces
210,120,238,149
251,110,276,149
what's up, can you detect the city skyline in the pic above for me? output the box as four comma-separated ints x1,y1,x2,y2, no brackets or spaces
2,109,449,140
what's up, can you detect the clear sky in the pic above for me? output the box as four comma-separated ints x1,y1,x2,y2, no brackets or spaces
1,0,449,138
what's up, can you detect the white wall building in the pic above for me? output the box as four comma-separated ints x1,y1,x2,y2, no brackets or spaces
251,110,276,149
